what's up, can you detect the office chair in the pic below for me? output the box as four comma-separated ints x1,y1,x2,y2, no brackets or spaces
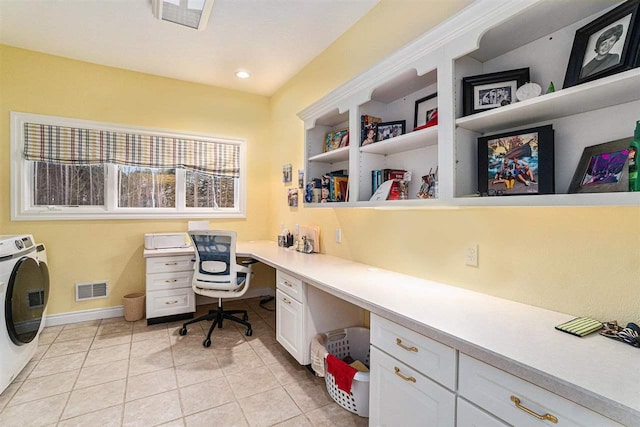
178,230,255,348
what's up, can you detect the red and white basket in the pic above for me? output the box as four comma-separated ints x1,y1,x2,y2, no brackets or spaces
323,327,370,417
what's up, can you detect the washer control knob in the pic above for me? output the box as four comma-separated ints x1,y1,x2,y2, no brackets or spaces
14,239,24,250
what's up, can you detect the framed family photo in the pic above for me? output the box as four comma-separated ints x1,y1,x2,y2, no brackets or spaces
564,0,640,88
376,120,406,142
462,68,530,116
478,124,555,196
568,137,631,193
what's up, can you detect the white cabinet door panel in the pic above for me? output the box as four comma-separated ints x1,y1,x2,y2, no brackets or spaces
276,289,304,364
369,346,455,427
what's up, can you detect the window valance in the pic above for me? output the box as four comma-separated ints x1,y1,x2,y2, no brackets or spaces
23,123,240,178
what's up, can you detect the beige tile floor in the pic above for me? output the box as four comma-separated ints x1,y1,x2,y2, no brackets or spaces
0,298,368,427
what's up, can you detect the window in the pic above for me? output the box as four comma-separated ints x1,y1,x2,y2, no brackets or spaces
11,112,246,220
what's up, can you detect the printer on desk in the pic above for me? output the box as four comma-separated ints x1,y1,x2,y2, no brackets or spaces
144,233,191,250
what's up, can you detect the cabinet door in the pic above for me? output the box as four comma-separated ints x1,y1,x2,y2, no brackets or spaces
275,289,304,364
369,346,455,427
457,397,509,427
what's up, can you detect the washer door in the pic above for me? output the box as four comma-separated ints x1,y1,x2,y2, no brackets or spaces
5,257,49,345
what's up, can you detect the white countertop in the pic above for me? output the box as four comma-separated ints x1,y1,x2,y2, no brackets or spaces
145,241,639,425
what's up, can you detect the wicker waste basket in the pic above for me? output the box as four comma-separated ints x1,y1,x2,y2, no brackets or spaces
123,293,145,321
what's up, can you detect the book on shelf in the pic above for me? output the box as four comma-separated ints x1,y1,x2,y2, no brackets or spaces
320,170,349,202
371,169,407,194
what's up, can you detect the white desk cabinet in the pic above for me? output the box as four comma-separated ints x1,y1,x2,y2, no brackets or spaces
275,269,363,365
458,354,623,427
369,313,456,426
145,254,196,324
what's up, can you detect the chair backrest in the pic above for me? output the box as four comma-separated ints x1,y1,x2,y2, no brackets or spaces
189,230,239,292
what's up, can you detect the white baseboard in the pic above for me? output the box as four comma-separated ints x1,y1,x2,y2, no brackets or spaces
45,306,124,327
45,287,275,327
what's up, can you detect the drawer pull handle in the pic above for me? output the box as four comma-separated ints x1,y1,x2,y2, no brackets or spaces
394,367,416,383
164,262,178,266
396,338,418,352
165,300,179,305
510,396,558,424
165,279,178,283
283,280,293,287
282,297,292,304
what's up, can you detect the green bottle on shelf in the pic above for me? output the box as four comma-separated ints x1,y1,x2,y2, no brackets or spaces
629,120,640,192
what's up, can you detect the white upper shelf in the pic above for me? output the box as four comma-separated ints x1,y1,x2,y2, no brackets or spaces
456,69,640,134
308,146,349,163
360,125,438,155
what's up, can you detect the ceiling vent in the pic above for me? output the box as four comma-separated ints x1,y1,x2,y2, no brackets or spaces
152,0,215,31
76,281,108,301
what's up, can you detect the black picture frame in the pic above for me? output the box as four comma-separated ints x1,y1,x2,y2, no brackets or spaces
413,92,437,130
478,124,555,196
564,0,640,89
462,68,530,117
376,120,406,142
568,137,632,193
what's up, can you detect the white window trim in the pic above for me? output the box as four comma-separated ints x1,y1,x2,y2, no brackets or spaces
11,112,247,221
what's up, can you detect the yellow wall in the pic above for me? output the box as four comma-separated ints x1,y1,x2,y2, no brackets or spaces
1,0,639,322
269,1,640,321
0,45,273,314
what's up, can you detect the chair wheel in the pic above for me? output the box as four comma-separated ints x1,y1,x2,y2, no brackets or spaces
179,327,187,336
246,328,253,337
243,314,249,321
203,338,212,347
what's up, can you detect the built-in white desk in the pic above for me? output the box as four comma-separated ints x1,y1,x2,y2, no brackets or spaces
145,241,638,425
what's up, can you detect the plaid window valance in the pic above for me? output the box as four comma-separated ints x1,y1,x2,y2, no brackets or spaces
23,123,240,178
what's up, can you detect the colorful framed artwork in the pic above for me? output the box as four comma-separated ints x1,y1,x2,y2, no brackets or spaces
478,124,555,196
568,137,631,193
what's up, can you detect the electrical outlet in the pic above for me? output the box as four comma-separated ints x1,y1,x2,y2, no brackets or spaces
465,244,479,267
335,228,342,243
294,224,299,235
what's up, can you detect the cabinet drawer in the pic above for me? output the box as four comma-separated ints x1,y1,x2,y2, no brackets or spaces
146,255,195,274
370,313,456,390
457,397,509,427
146,271,193,291
276,270,304,301
146,288,195,319
458,354,623,427
369,346,455,427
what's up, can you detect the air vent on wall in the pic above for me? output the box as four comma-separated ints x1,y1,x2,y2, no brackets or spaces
76,281,108,301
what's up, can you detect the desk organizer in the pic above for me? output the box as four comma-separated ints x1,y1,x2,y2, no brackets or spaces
323,327,370,417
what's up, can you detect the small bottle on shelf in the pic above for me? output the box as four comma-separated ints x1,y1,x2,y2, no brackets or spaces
628,120,640,192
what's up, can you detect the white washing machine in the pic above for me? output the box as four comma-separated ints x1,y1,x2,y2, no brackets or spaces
0,235,49,393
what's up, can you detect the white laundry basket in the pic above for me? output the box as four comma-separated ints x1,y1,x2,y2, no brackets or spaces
323,327,370,417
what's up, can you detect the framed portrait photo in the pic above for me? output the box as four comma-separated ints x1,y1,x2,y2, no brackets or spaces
413,92,437,130
462,68,530,116
478,124,555,196
568,137,632,193
376,120,406,142
564,0,640,88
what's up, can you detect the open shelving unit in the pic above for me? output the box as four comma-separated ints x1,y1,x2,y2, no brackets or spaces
298,0,640,208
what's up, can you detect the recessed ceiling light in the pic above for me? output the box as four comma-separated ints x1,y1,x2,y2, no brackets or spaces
235,71,251,79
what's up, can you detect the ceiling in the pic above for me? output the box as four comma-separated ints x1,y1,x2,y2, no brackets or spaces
0,0,380,96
